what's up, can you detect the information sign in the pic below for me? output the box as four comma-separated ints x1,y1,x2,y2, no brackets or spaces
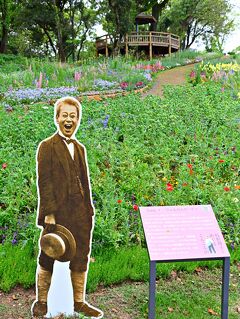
139,205,230,319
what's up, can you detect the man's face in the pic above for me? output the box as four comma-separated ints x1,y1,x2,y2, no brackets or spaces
56,103,79,137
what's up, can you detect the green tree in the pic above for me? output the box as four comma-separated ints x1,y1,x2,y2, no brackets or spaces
100,0,137,54
0,0,18,53
161,0,234,49
16,0,98,61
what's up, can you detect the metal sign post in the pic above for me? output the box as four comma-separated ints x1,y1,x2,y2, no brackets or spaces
139,205,230,319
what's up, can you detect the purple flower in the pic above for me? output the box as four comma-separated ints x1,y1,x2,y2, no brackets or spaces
102,115,109,128
12,238,18,245
4,87,79,103
94,79,117,89
143,73,152,81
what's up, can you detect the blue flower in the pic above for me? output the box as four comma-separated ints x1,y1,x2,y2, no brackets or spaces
101,115,110,128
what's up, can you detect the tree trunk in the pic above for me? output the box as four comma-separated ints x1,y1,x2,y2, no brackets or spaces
150,0,169,32
0,0,9,53
150,3,161,31
0,23,8,53
53,0,66,62
69,0,75,62
43,27,57,56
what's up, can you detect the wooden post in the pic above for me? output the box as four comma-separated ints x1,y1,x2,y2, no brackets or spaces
168,34,172,56
125,33,128,57
95,40,98,58
149,32,152,60
105,35,108,57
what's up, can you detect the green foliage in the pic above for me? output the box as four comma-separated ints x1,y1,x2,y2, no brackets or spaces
0,243,232,293
160,0,234,49
0,242,37,291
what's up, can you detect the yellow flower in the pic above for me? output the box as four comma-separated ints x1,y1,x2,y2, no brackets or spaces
162,177,167,182
237,92,240,99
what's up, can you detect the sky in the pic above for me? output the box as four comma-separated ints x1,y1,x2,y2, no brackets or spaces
192,0,240,52
222,0,240,52
95,0,240,53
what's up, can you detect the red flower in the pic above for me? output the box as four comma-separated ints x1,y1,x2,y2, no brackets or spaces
187,163,193,175
120,82,128,90
117,199,122,204
135,81,144,88
224,187,230,192
133,204,139,211
166,183,174,191
218,159,225,163
2,163,7,169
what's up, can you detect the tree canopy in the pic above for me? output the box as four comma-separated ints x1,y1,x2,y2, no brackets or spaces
0,0,236,60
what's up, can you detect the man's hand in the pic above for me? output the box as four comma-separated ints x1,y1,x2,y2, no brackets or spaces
44,214,56,232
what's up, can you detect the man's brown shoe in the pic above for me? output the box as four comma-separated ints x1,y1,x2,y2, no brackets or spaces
31,301,47,317
74,302,103,318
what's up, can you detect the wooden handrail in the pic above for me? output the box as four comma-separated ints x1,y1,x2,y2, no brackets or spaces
96,31,180,58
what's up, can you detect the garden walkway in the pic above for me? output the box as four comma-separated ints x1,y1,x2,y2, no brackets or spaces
142,63,196,98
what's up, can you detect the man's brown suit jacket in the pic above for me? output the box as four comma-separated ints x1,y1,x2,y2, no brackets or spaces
36,133,94,228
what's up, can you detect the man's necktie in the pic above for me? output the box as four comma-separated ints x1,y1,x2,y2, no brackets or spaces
61,136,76,145
66,139,75,145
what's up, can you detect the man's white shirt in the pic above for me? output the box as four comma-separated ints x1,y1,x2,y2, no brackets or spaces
58,130,75,160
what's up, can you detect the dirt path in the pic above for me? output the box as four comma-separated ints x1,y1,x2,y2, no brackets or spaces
142,63,196,97
0,264,239,319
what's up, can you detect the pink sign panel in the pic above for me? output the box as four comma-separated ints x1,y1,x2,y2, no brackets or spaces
139,205,230,261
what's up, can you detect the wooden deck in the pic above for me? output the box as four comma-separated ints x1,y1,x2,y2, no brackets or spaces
96,32,180,58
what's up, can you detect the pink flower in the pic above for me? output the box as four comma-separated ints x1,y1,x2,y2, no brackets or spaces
74,71,81,81
120,82,128,90
189,70,196,78
36,72,43,89
2,163,7,169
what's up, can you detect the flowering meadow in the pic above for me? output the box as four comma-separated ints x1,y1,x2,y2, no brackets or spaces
0,72,239,254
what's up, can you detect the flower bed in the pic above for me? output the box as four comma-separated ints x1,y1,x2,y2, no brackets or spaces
188,61,240,99
0,52,223,106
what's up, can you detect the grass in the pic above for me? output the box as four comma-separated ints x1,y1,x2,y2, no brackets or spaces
0,242,36,291
0,243,239,318
1,242,239,294
87,263,240,319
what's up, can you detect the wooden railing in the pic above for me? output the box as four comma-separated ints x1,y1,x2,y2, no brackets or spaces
125,31,180,49
96,31,180,58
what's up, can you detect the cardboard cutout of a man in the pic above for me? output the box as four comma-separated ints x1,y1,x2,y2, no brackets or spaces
32,96,103,318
